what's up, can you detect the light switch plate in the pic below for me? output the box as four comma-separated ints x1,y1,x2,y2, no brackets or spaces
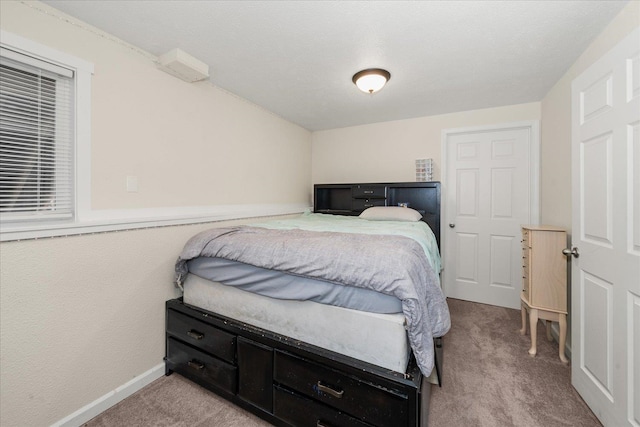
126,175,138,193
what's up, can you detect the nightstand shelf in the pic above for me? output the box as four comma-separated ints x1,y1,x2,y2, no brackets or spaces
519,225,569,364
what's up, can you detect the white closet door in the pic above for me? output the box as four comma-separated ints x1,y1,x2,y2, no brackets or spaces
443,123,538,309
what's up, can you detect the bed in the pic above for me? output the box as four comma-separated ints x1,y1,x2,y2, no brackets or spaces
165,181,449,427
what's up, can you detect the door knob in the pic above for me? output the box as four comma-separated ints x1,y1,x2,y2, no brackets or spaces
449,223,455,228
562,247,579,258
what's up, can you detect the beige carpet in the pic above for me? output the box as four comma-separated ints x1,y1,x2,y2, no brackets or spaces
429,299,600,426
85,299,601,426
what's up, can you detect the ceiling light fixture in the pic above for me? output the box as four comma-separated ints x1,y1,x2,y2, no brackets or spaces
352,68,391,94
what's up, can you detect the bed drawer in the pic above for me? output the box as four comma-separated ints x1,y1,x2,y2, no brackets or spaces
274,385,372,427
352,185,386,199
166,337,237,394
167,309,236,363
274,350,408,427
352,198,386,211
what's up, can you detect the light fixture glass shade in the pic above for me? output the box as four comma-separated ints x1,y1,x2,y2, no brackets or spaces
352,68,391,93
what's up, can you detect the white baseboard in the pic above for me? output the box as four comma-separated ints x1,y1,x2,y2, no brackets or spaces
50,362,165,427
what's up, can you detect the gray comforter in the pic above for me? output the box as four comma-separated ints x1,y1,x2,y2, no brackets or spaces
175,226,450,376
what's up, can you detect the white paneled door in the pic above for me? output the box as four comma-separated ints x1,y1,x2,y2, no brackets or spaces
571,28,640,427
443,123,538,310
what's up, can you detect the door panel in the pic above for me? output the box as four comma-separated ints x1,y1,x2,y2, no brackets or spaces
456,233,478,283
490,235,514,288
581,73,613,123
581,132,613,247
631,294,640,425
581,273,613,399
631,123,640,254
491,138,516,158
457,141,479,160
491,168,514,218
456,169,479,217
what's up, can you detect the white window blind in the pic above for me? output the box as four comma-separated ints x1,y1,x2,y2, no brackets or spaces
0,48,75,223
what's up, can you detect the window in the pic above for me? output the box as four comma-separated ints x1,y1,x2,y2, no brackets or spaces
0,47,75,223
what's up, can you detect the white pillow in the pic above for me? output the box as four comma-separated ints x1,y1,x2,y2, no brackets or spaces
359,206,422,222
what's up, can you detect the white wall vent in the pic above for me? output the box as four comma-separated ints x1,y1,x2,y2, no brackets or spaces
158,48,209,83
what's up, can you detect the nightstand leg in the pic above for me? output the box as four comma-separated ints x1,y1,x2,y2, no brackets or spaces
558,313,569,364
520,303,527,335
528,308,538,357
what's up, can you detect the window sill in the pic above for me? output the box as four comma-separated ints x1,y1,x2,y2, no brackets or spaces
0,203,310,242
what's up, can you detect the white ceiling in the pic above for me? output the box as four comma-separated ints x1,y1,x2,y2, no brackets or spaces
43,0,628,131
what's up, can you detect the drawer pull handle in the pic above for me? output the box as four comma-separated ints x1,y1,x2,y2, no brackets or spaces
188,360,205,370
364,190,373,194
187,330,204,340
317,381,344,399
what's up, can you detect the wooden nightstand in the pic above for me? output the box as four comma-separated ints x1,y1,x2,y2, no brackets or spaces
519,225,569,363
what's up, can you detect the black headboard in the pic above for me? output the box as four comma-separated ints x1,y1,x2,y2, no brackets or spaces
314,182,441,248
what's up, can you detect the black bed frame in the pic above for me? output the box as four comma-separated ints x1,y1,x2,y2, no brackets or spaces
165,181,442,427
314,182,441,247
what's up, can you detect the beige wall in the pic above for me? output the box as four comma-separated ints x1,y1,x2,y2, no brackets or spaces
540,1,640,231
1,1,311,209
0,2,310,426
0,218,264,427
312,102,541,184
